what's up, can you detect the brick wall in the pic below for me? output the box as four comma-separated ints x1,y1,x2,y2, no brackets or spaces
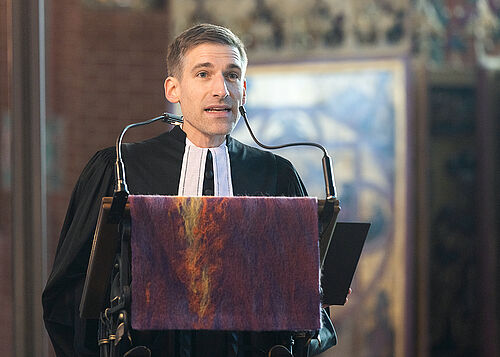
46,0,172,264
45,1,172,353
0,1,173,353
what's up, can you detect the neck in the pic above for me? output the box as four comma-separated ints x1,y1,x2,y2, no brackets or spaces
183,129,226,148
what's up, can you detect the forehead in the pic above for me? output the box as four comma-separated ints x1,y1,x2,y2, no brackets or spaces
182,43,244,70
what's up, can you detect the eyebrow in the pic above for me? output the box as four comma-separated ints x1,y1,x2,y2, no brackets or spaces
191,62,213,73
226,63,242,72
190,62,242,73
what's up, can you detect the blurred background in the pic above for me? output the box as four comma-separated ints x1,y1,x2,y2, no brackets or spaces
1,0,499,356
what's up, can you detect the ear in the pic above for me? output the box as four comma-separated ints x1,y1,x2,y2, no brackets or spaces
242,79,247,105
164,77,180,103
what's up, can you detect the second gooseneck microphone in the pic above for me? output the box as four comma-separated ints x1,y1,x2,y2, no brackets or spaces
238,106,337,200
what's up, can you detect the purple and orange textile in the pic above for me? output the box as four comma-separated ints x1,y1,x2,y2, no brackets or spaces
129,195,320,331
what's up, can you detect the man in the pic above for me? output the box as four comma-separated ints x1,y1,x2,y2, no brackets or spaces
43,23,336,356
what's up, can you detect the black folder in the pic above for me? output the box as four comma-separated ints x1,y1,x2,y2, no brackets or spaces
321,222,370,305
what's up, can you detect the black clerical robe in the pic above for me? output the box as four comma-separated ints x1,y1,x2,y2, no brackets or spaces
42,126,336,356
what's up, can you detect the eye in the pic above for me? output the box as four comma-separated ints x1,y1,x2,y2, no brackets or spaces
196,71,209,78
226,72,240,80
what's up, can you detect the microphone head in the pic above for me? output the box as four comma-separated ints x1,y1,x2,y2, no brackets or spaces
162,112,183,125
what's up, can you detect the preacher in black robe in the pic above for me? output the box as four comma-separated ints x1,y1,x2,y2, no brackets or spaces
42,125,336,356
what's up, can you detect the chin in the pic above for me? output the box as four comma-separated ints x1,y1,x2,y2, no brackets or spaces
213,122,237,136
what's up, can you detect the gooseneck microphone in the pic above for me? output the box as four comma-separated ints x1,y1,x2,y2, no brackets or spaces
108,112,184,223
238,106,337,200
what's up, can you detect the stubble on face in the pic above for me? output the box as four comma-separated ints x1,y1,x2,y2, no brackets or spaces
172,43,247,148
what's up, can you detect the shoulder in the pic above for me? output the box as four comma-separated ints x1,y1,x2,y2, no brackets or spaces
88,146,115,164
76,147,116,186
122,126,185,158
226,136,274,160
227,136,297,172
227,136,307,197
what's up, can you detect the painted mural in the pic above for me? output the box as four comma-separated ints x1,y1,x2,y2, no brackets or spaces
231,60,409,357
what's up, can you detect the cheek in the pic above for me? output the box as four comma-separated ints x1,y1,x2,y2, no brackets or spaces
229,84,244,98
179,89,197,108
185,86,207,102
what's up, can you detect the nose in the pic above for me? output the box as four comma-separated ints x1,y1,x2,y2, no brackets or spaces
212,73,229,98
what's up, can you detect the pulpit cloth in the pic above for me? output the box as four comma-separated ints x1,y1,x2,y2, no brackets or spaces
128,195,321,331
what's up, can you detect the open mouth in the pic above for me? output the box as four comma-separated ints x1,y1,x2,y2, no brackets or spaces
205,107,231,112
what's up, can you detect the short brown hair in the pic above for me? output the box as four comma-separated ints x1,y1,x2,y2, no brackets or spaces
166,23,248,78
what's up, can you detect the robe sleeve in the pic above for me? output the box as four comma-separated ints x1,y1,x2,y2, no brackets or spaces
42,148,116,357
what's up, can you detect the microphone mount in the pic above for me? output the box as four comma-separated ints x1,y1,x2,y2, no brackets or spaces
108,112,184,223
